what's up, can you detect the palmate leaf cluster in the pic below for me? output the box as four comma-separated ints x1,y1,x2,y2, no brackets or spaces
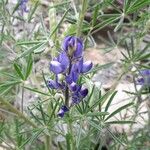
0,0,150,149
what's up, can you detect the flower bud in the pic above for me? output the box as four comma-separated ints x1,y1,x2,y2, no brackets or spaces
62,36,83,58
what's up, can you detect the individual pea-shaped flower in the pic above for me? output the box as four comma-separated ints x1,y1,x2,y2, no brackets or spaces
58,105,69,117
137,70,150,87
50,52,69,74
66,59,93,84
77,58,93,73
47,79,60,89
47,79,63,89
71,85,88,104
62,36,83,58
20,0,29,13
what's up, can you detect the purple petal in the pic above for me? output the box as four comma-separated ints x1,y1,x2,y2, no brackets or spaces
50,61,63,74
72,96,80,104
69,82,77,91
140,70,150,76
58,105,69,117
71,71,79,82
80,87,88,98
20,0,29,13
81,61,93,73
70,64,79,82
56,52,69,71
77,58,83,73
73,40,83,58
62,36,83,58
66,75,73,84
66,65,79,84
47,79,59,89
137,78,144,85
62,36,72,51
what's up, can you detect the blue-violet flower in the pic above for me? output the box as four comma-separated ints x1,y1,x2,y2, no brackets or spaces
20,0,29,13
137,70,150,87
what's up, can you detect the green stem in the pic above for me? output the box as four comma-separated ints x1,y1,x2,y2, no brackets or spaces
45,135,50,150
69,121,75,150
76,0,88,37
0,96,37,128
21,83,24,113
65,86,69,107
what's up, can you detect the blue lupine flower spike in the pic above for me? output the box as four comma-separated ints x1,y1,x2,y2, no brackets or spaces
48,36,93,117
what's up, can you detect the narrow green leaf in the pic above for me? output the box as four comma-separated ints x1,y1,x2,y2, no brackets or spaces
25,53,33,80
28,107,43,125
24,86,51,96
87,120,102,131
126,0,150,14
106,127,126,146
28,0,40,22
106,120,136,124
121,51,129,60
12,1,20,15
84,85,95,113
37,101,46,124
131,36,135,57
125,41,131,58
92,16,120,35
48,0,71,9
138,53,150,61
17,42,46,59
0,86,12,96
87,62,114,74
105,102,134,121
0,81,21,88
19,128,44,149
88,90,113,112
50,8,69,38
14,63,24,80
0,71,18,79
48,100,59,123
105,91,117,112
86,112,109,117
16,40,44,46
92,4,99,26
114,14,124,32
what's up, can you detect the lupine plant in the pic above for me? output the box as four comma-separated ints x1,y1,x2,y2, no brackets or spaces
0,0,150,150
